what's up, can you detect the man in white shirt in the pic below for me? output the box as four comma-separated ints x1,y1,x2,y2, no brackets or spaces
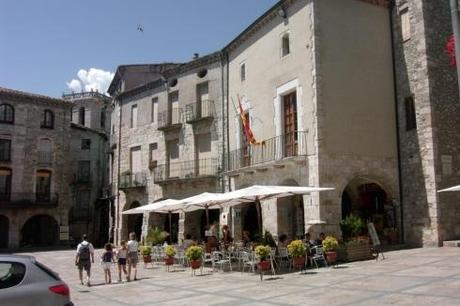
75,234,95,286
127,232,139,281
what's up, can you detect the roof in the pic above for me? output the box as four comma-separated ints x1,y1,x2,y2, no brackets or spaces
0,87,72,107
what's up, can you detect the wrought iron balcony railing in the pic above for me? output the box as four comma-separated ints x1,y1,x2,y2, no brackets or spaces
185,100,215,123
228,131,307,171
0,192,59,208
158,108,182,131
119,172,147,189
153,158,218,183
37,151,52,165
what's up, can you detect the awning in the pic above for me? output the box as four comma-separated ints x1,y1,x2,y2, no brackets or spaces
438,185,460,192
121,199,181,215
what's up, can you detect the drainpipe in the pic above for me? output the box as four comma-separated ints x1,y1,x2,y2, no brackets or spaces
450,0,460,95
220,52,226,194
226,51,230,191
116,96,123,244
389,1,405,243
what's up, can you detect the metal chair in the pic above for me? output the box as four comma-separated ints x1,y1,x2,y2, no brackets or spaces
276,247,291,270
212,251,232,272
310,246,328,268
241,251,257,274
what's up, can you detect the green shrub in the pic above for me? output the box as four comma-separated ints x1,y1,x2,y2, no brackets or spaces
287,240,307,257
255,245,271,261
146,226,169,246
185,245,203,261
340,214,365,239
165,245,176,257
322,236,339,252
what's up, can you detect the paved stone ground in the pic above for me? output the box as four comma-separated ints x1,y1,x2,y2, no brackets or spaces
16,247,460,306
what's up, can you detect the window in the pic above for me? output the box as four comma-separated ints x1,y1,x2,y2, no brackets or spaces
41,110,54,129
240,63,246,82
282,33,290,56
78,107,85,125
0,104,14,124
74,190,90,218
151,97,158,123
36,170,51,199
400,7,411,42
77,161,91,183
0,168,12,201
38,139,52,164
100,110,106,129
0,262,26,289
81,139,91,150
149,143,158,162
131,105,138,128
405,96,416,131
0,139,11,162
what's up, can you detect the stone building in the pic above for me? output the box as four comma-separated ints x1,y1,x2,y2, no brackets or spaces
109,56,226,244
63,91,112,246
0,87,73,249
392,0,460,246
226,0,399,242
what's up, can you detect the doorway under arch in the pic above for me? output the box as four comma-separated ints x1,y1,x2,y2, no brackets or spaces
124,201,143,241
0,215,9,248
277,179,305,239
341,177,398,244
21,215,58,247
241,202,260,240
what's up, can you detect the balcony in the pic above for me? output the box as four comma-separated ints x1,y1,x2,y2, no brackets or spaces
0,192,59,208
185,100,215,123
153,158,218,185
228,131,308,172
37,151,52,166
119,172,147,189
158,109,182,131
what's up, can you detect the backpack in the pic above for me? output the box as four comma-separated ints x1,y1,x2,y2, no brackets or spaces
79,244,90,262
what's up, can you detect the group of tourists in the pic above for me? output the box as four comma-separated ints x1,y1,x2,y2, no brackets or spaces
74,233,140,286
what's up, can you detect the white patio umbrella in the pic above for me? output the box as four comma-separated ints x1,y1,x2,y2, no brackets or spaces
121,199,181,215
438,185,460,192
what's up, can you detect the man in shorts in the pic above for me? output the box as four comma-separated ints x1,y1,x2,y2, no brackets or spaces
75,234,95,286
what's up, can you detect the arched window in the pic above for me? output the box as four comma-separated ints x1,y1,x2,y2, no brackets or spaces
0,104,14,124
282,33,290,57
78,107,85,126
0,167,12,201
41,110,54,129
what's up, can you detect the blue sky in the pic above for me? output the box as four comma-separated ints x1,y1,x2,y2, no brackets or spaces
0,0,277,97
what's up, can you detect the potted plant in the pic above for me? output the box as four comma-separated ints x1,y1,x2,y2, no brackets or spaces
340,214,365,241
164,245,176,266
146,226,169,246
287,239,307,268
322,236,339,264
255,245,271,270
140,245,152,264
185,245,203,270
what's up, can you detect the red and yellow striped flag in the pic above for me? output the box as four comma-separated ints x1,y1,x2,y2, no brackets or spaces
237,95,260,145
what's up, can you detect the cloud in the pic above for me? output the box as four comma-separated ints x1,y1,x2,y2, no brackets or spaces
66,68,114,94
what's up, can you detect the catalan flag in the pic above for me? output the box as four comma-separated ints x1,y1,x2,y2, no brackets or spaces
237,95,260,145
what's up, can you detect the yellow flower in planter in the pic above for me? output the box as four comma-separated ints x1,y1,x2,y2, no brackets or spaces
287,240,307,257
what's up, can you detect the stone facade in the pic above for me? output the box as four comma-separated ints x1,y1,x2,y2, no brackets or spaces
63,92,112,246
0,87,73,249
393,0,460,246
109,56,226,244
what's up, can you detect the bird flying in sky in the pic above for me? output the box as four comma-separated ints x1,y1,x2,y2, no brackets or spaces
137,24,144,32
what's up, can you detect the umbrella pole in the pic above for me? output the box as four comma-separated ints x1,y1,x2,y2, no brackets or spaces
169,211,172,244
206,206,210,227
255,198,262,234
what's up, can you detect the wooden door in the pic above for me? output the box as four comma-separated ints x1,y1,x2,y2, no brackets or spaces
283,91,298,157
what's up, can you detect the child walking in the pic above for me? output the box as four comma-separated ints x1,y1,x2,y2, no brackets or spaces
117,240,128,282
101,243,115,284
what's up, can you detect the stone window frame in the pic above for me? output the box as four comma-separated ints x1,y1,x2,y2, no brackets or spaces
130,104,138,129
281,31,291,57
0,104,14,124
41,109,54,129
0,138,11,162
399,4,411,42
0,167,12,200
240,62,246,82
151,97,158,123
78,107,85,126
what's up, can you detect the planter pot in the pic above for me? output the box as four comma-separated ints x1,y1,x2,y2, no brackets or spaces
190,259,201,270
325,251,337,264
293,256,306,268
143,255,152,263
337,242,372,262
258,260,271,271
164,256,174,266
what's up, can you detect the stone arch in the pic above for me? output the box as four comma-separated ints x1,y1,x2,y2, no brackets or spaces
277,178,304,239
0,215,9,248
341,175,399,244
122,200,143,241
21,214,58,247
